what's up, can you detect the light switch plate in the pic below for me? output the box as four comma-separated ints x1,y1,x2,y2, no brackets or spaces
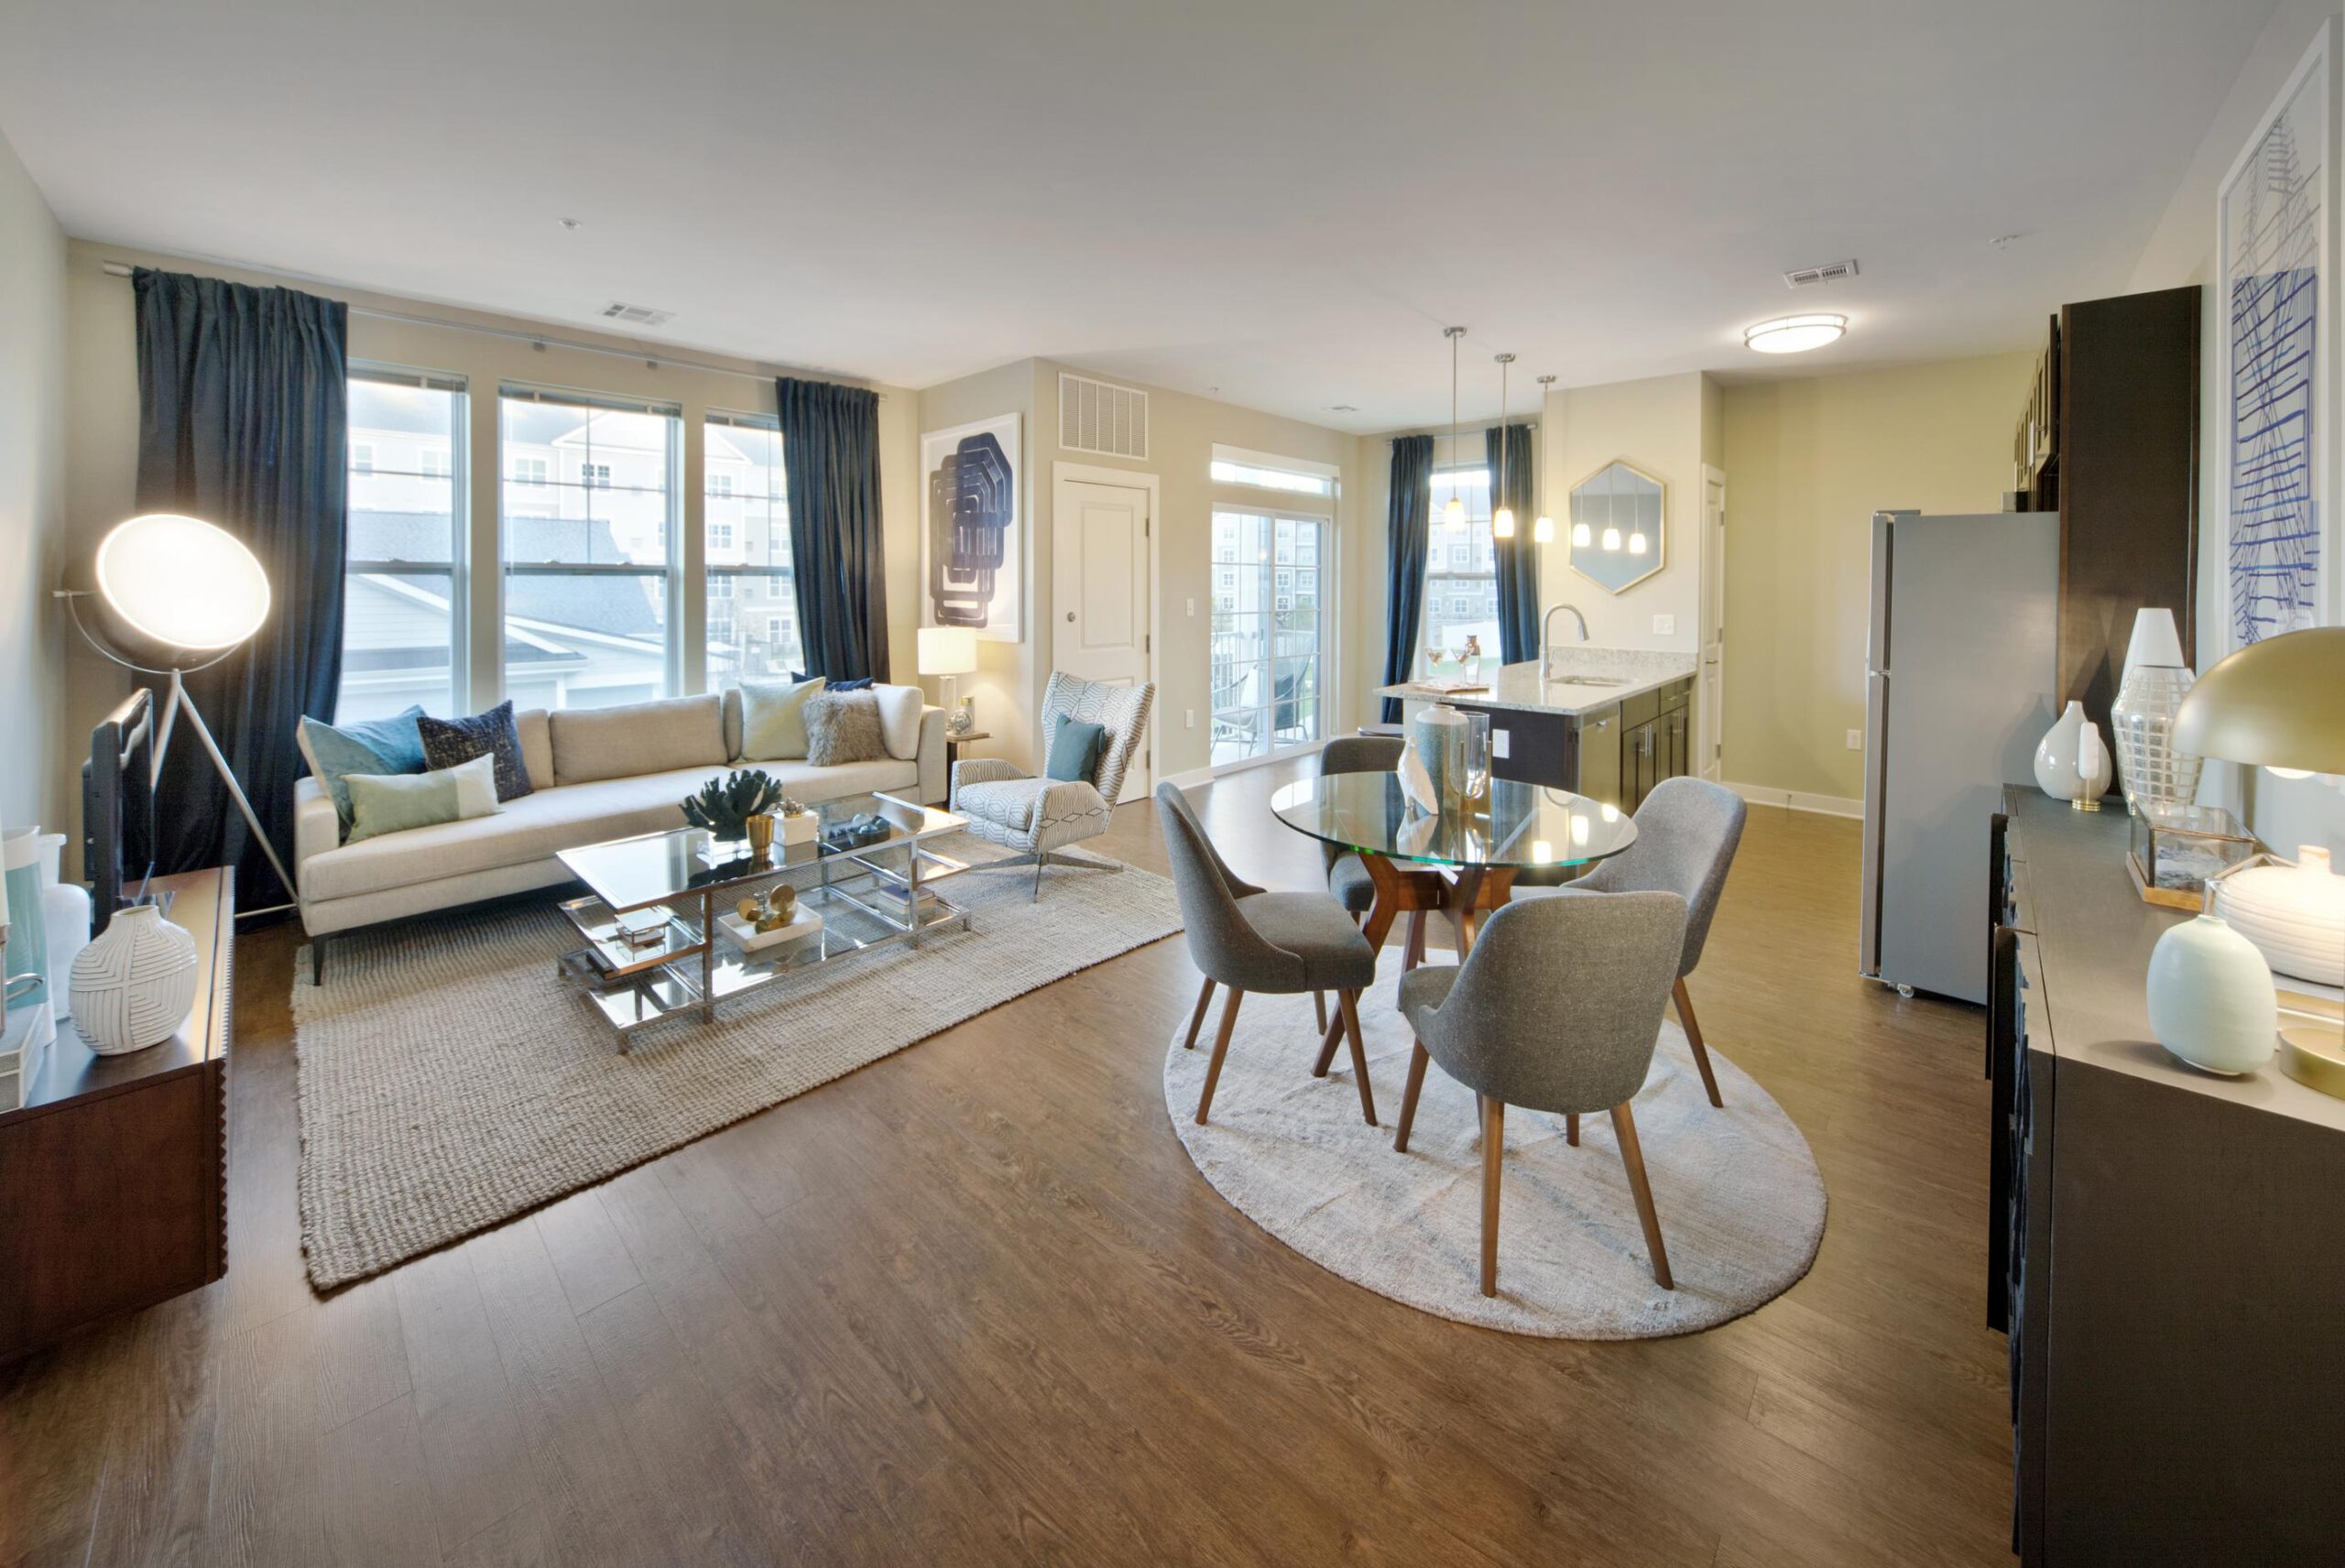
1185,708,1195,729
1653,614,1676,636
1492,729,1511,760
1847,728,1864,750
1185,596,1195,617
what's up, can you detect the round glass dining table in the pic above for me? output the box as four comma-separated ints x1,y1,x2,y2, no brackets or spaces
1271,771,1640,1074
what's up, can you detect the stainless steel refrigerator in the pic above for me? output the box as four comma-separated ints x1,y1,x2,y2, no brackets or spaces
1860,511,2059,1005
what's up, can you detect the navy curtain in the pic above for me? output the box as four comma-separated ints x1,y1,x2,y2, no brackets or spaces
778,376,890,681
1486,422,1541,665
133,268,347,909
1380,434,1435,724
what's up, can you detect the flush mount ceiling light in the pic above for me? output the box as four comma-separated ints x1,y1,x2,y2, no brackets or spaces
1744,312,1848,354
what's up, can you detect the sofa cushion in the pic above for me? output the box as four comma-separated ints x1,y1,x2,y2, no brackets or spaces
805,691,886,766
551,694,725,785
516,708,553,788
345,753,501,844
756,755,920,804
299,707,426,832
872,684,923,760
739,677,824,761
418,701,534,800
303,766,727,903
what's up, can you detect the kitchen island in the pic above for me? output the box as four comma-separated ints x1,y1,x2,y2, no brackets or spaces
1377,649,1698,810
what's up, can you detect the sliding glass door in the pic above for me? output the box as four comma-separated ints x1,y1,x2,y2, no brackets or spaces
1210,511,1327,767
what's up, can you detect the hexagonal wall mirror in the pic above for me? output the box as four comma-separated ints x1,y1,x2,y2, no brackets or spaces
1568,461,1665,593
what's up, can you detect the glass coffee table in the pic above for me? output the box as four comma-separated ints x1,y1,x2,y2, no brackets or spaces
553,791,973,1047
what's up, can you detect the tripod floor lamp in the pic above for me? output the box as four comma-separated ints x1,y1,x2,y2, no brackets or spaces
59,513,297,916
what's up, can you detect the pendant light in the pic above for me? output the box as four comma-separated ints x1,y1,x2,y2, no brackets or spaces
1443,326,1467,530
1491,354,1517,539
1602,525,1622,551
1532,374,1557,543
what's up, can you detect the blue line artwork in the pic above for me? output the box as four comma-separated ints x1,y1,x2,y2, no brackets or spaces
2229,78,2324,647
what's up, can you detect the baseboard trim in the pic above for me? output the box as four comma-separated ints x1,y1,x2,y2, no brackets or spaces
1723,780,1864,820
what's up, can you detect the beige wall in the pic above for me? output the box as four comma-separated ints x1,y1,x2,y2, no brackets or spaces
917,360,1361,781
2123,0,2344,859
60,241,921,836
1718,354,2036,801
1540,371,1711,654
1,129,69,843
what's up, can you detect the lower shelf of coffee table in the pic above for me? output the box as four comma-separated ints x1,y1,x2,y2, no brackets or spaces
556,881,971,1040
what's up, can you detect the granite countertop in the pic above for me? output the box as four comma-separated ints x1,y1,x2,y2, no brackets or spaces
1375,649,1697,717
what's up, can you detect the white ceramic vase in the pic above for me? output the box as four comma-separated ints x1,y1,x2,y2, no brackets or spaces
2212,846,2345,987
2034,701,2112,806
2145,912,2277,1075
69,904,200,1055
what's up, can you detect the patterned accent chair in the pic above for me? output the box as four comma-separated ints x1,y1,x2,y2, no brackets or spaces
950,672,1156,898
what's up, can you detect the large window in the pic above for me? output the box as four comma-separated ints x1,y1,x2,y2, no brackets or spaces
1211,512,1327,767
704,412,800,688
498,387,680,711
340,368,466,722
1423,464,1499,659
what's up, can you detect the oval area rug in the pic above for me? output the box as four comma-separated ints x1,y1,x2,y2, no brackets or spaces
1163,972,1827,1338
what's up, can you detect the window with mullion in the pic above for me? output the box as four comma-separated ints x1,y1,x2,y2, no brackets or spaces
1210,509,1326,767
1423,463,1498,659
499,387,681,712
340,367,467,722
704,412,799,688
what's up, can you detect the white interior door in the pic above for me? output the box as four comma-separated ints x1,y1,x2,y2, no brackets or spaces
1698,465,1727,781
1053,475,1152,800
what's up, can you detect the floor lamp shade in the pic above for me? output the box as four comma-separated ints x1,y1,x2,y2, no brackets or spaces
95,514,271,653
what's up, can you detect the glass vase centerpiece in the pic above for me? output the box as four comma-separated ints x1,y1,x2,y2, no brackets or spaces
2110,608,2201,814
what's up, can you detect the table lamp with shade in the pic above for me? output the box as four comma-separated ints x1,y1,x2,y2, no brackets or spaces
55,513,296,913
2163,626,2345,1094
918,625,979,736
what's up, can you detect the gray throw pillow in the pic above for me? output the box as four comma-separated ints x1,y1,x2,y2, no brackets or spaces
416,700,535,801
803,690,887,767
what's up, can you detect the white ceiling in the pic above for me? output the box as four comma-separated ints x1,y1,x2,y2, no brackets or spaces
0,0,2277,432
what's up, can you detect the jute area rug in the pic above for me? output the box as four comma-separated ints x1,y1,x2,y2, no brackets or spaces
295,836,1179,1289
1164,974,1827,1338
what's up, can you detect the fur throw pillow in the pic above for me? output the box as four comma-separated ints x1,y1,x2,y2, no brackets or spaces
803,690,887,767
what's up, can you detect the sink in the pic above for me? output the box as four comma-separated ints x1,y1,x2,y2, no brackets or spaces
1545,673,1629,687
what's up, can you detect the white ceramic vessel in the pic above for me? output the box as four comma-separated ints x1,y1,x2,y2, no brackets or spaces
69,904,201,1055
2034,701,2112,805
2213,846,2345,987
2145,912,2277,1076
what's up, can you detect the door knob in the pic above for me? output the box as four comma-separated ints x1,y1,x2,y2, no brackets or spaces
1065,611,1075,623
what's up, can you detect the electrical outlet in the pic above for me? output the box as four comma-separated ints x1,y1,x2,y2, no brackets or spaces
1847,728,1864,750
1185,708,1195,729
1653,613,1676,636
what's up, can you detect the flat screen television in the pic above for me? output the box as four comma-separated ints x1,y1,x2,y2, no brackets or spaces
82,687,157,936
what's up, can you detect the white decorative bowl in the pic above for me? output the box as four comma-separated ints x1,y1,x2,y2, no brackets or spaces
68,904,200,1055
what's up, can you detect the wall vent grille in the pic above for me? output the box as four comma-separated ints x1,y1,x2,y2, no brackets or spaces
601,301,675,326
1060,373,1150,460
1783,259,1859,289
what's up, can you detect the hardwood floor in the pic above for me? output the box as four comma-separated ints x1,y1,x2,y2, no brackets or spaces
0,760,2013,1566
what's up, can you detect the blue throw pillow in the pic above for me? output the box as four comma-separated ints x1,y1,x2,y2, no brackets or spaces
793,670,873,691
416,701,536,801
299,706,428,831
1045,714,1106,784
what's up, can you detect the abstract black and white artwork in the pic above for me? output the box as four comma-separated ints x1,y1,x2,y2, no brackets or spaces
922,415,1022,642
2220,25,2337,649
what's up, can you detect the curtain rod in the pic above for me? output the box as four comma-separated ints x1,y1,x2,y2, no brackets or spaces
97,260,884,395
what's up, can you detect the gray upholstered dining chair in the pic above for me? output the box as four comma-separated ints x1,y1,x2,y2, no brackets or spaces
1568,777,1746,1108
1317,733,1403,919
952,671,1155,898
1155,781,1380,1128
1395,888,1689,1296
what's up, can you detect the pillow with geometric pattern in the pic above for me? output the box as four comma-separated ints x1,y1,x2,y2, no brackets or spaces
415,700,535,801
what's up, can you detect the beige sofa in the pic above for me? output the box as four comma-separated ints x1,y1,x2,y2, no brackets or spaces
294,690,944,969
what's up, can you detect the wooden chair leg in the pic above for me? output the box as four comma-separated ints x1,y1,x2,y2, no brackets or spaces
1478,1096,1506,1297
1674,977,1724,1108
1393,1041,1430,1152
1314,990,1328,1035
1610,1104,1674,1290
1194,988,1245,1125
1403,909,1427,971
1565,1111,1578,1146
1182,976,1216,1050
1336,990,1377,1126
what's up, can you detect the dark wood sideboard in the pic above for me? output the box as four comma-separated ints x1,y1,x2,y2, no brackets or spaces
0,867,233,1362
1991,792,2343,1563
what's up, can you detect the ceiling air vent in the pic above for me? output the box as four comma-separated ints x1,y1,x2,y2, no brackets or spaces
1783,259,1859,289
601,301,674,326
1060,373,1150,460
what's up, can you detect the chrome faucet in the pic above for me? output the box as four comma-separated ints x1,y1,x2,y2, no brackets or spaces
1541,603,1589,677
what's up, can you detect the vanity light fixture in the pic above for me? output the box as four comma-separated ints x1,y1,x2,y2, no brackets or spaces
1744,312,1848,354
